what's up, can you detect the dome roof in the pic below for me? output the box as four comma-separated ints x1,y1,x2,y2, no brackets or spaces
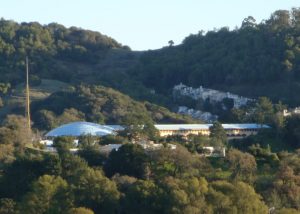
45,122,120,137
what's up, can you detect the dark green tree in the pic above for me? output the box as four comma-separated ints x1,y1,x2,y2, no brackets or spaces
0,198,18,214
121,180,164,214
21,175,72,214
53,136,76,155
67,207,94,214
209,121,227,147
104,144,149,179
72,168,120,214
227,149,257,184
253,97,274,125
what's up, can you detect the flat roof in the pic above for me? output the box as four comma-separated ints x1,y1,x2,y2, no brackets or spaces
154,124,270,131
45,122,270,137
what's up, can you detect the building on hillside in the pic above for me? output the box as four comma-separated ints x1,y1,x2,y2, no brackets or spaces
42,122,178,153
283,107,300,117
43,122,270,142
173,83,254,108
178,106,218,122
42,122,124,147
98,142,177,154
40,122,269,156
154,124,270,139
45,121,124,138
99,144,123,153
201,147,226,157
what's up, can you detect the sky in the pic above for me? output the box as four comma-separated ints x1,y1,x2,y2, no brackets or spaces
0,0,299,50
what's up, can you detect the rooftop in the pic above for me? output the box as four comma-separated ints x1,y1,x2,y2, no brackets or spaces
45,121,123,137
154,123,270,131
45,122,270,137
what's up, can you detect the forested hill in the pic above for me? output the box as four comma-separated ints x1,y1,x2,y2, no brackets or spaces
2,9,300,108
0,19,131,85
30,85,195,130
129,9,300,105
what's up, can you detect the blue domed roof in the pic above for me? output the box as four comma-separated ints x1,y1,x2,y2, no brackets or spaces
45,122,120,137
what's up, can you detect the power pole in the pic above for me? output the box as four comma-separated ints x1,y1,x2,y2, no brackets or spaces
25,56,31,133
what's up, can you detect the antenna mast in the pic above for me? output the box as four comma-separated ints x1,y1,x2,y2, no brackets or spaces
25,56,31,132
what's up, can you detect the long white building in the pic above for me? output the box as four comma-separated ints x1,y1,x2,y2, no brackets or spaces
155,123,270,139
45,122,269,140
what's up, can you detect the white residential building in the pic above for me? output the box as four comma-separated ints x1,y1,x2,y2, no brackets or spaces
173,83,254,108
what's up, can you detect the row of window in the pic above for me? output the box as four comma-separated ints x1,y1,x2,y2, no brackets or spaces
159,129,258,133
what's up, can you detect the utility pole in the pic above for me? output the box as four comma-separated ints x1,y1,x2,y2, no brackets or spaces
25,56,31,133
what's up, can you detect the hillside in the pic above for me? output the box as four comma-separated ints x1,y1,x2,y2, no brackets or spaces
0,19,131,85
0,79,71,118
29,84,195,130
1,9,300,124
2,8,300,214
129,9,300,106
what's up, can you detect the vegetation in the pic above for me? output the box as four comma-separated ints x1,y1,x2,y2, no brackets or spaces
130,8,300,106
0,18,125,85
1,8,300,214
1,9,300,111
30,84,195,131
1,113,300,213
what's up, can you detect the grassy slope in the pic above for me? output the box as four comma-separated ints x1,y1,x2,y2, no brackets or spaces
0,79,70,118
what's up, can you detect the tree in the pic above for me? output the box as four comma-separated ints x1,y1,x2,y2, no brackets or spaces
43,154,62,176
232,182,268,213
120,124,145,142
269,164,300,209
241,16,257,29
206,188,232,213
230,108,248,123
185,134,210,153
0,83,10,95
267,10,291,31
78,135,99,148
104,144,149,179
209,121,227,147
285,115,300,148
272,102,286,131
160,176,210,213
53,136,76,155
112,174,137,192
77,135,106,167
122,176,210,214
253,97,274,125
291,7,300,28
209,181,268,214
222,98,234,110
68,207,94,214
0,97,3,108
72,168,120,214
34,110,57,130
168,40,174,47
120,121,159,142
21,175,72,214
142,122,160,141
121,180,164,214
227,149,257,183
0,157,45,200
0,142,15,165
99,135,128,145
277,208,299,214
149,145,196,178
58,108,85,125
0,198,18,214
60,154,89,184
0,115,31,150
